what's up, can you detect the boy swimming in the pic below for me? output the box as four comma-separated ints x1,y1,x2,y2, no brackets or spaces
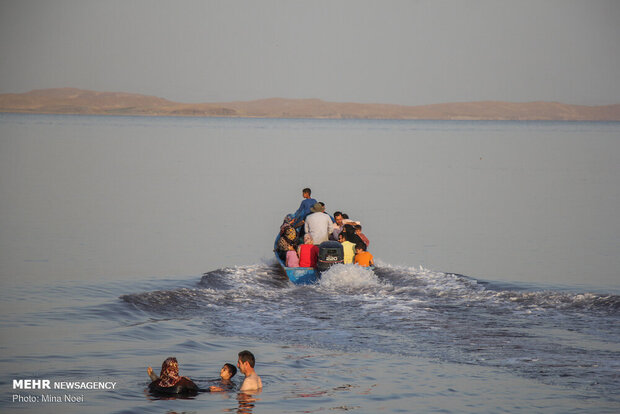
208,363,238,392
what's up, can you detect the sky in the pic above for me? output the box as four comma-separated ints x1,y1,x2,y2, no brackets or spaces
0,0,618,106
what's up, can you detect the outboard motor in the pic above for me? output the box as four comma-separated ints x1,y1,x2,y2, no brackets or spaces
317,241,344,272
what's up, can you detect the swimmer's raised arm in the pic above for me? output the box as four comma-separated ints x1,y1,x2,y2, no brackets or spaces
147,366,159,382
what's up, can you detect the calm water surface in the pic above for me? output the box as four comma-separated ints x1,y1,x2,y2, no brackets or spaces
0,114,618,413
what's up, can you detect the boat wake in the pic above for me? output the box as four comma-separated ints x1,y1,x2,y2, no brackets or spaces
121,260,620,400
319,264,382,290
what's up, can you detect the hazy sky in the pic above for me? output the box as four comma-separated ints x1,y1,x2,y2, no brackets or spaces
0,0,618,105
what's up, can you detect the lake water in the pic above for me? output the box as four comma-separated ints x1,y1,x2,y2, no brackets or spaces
0,114,618,413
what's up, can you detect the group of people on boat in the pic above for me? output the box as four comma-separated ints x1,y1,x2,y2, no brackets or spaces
277,188,374,268
146,350,262,396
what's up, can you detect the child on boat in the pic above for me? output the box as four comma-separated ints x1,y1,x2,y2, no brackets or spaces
354,224,370,248
285,244,299,267
338,232,356,264
354,242,374,267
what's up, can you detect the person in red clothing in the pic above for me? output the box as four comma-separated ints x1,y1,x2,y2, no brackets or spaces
298,234,319,267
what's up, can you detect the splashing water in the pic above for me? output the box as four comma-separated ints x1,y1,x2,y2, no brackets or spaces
319,264,383,290
121,261,620,402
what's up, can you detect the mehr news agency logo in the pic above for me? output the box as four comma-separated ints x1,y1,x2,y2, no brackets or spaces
11,379,117,403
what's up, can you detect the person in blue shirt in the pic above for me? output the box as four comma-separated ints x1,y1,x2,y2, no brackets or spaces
291,188,317,227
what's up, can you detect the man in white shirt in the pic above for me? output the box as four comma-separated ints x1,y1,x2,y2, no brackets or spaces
304,203,334,244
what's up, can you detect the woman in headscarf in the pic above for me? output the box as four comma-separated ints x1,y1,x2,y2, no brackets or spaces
342,223,363,246
147,357,199,395
277,214,298,259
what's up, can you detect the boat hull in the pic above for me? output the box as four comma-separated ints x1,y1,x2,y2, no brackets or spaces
274,235,319,285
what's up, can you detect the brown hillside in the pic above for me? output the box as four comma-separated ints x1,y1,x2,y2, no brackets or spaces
0,88,618,121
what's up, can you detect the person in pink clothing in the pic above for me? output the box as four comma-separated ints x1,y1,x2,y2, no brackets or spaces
298,234,319,267
285,244,299,267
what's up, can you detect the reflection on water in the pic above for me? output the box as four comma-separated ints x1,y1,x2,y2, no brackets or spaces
235,392,260,414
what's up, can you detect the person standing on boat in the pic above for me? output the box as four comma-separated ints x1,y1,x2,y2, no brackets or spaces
291,188,316,227
304,202,334,244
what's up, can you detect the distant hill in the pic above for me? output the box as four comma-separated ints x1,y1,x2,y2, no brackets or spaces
1,88,619,121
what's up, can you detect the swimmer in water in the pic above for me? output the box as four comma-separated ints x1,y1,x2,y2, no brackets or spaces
208,363,237,392
237,350,263,392
147,357,198,395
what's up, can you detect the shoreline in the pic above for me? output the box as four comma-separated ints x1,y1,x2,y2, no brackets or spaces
2,110,619,123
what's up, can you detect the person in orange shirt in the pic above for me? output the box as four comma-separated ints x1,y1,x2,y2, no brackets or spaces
354,242,374,267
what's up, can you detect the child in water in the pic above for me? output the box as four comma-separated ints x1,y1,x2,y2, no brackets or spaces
208,363,237,392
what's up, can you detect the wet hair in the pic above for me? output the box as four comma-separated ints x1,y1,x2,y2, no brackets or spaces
303,188,312,196
342,213,349,219
355,242,367,251
224,363,237,378
238,350,256,368
333,211,343,219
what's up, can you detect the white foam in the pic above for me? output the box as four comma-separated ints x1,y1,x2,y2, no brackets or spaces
319,264,382,290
